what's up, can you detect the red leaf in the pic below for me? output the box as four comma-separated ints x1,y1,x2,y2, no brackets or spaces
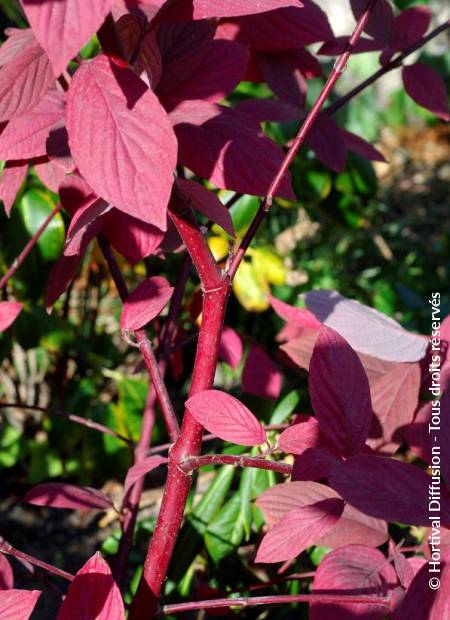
310,545,396,620
177,179,235,237
123,455,168,499
367,363,421,454
0,162,28,216
242,345,282,400
255,498,344,563
218,326,243,370
0,554,13,590
0,589,41,620
343,129,386,163
278,415,323,455
0,91,64,160
393,548,450,620
64,199,112,257
22,0,112,77
0,302,23,332
186,389,266,446
402,63,450,121
330,454,450,526
350,0,394,45
309,326,372,457
391,7,431,53
66,55,177,229
102,210,164,262
305,289,428,362
165,0,298,20
0,37,54,122
45,253,81,309
171,100,295,199
120,276,173,331
269,294,321,328
57,552,125,620
306,114,347,172
23,483,112,510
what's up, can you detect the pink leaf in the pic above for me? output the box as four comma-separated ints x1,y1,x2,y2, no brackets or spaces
102,210,164,262
171,100,295,199
269,294,321,328
45,253,82,309
23,483,112,510
120,276,173,331
34,160,66,193
305,289,428,362
0,28,35,67
64,199,112,257
255,498,344,563
177,179,235,237
343,129,386,162
329,454,450,526
350,0,395,45
123,455,168,499
317,503,388,549
0,90,64,160
402,63,450,121
218,326,243,370
22,0,112,77
0,37,55,122
309,326,372,457
306,114,347,172
0,589,41,620
391,7,431,52
57,552,125,620
278,415,323,455
0,554,13,590
0,163,28,216
66,55,177,229
0,302,23,332
310,545,396,620
242,345,282,400
186,389,266,446
165,0,299,20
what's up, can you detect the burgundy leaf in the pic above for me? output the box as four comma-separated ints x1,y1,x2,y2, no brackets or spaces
403,400,434,466
177,179,235,236
0,554,13,590
64,199,112,257
402,63,450,121
0,38,55,122
278,415,323,455
66,55,177,229
0,162,28,216
171,100,295,199
343,129,386,162
269,294,321,328
258,51,308,108
0,589,41,620
57,552,125,620
123,456,168,499
186,389,266,446
305,289,428,362
34,160,66,193
310,545,396,620
102,209,164,262
306,114,347,172
391,7,431,52
0,91,64,160
0,28,35,67
235,98,301,123
309,326,372,457
330,454,450,526
367,363,421,454
116,14,162,88
46,121,75,173
318,36,383,56
439,389,450,484
350,0,395,45
242,345,282,400
165,0,298,20
255,498,344,563
317,504,388,549
218,326,243,370
45,253,81,309
22,0,112,76
292,447,341,481
0,302,23,332
120,276,173,331
393,548,450,620
23,483,112,510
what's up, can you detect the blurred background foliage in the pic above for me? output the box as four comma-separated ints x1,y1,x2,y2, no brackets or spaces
0,0,449,614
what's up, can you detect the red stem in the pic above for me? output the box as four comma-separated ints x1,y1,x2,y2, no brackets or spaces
0,541,74,582
228,0,379,280
163,593,390,614
0,203,62,291
181,454,292,475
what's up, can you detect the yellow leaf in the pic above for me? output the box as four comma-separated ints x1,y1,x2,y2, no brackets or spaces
251,247,286,285
233,260,269,312
208,236,229,261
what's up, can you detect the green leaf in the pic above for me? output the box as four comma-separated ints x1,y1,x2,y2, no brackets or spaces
19,189,64,261
205,494,245,563
229,195,259,234
189,465,235,535
239,464,255,540
0,424,22,468
310,545,331,567
270,390,300,424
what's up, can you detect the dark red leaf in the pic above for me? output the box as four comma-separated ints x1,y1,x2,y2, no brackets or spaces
45,253,81,309
116,14,162,88
123,455,168,499
402,63,450,121
391,7,431,52
0,589,41,620
64,199,112,257
0,554,13,590
292,447,341,481
318,36,383,55
242,345,282,400
177,179,235,236
66,55,177,229
0,162,28,216
218,326,243,370
46,121,75,173
309,326,372,456
102,209,165,262
306,114,347,172
120,276,173,331
23,483,112,510
186,389,266,446
22,0,112,76
310,545,396,620
0,301,23,332
57,552,125,620
255,498,344,563
343,129,386,163
258,51,308,108
350,0,395,45
164,0,298,20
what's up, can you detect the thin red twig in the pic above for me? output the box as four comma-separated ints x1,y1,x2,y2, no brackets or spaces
0,540,74,582
181,454,292,475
